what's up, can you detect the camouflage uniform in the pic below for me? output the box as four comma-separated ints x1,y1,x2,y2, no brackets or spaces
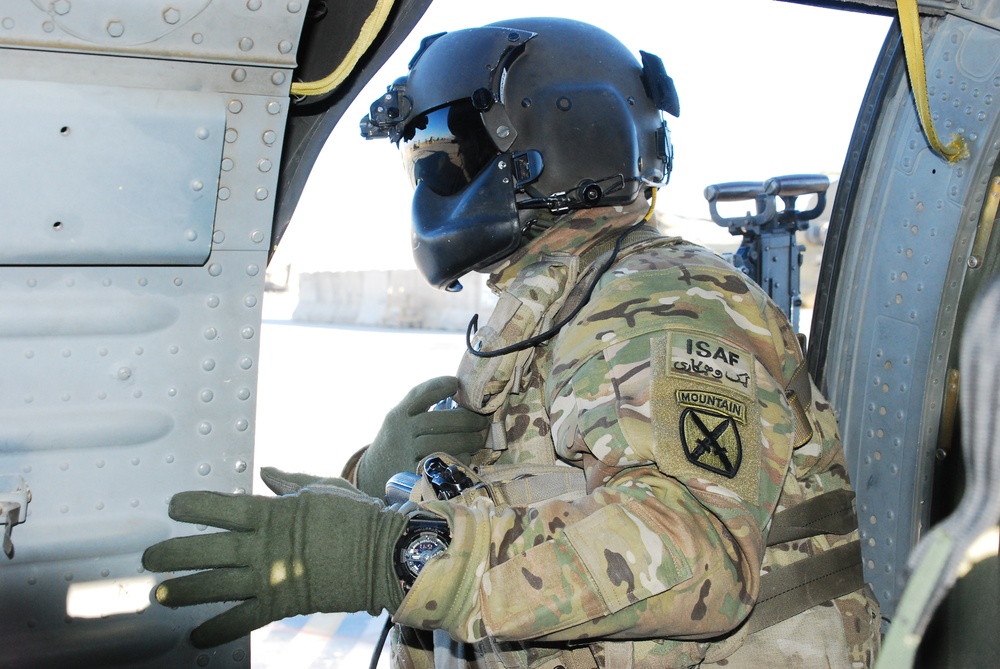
358,198,880,667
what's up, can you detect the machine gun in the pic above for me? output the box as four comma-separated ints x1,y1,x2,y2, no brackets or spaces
704,174,829,333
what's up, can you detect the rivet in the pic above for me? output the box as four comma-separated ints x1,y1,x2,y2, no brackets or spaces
203,359,216,371
131,457,140,466
232,68,247,83
228,100,243,114
247,0,262,10
239,37,254,52
106,20,124,38
117,367,132,381
208,263,223,277
163,8,180,25
245,294,258,307
218,187,231,200
192,32,203,44
254,188,268,201
213,230,225,244
267,101,281,115
204,327,218,340
262,130,277,145
240,357,253,369
196,127,210,140
198,422,212,436
43,21,54,33
246,264,260,276
200,390,214,403
235,420,249,433
53,1,71,16
96,501,105,510
278,40,293,54
197,462,212,475
258,159,272,173
191,180,204,192
271,71,286,86
287,2,302,12
225,128,238,143
197,653,211,667
130,499,139,507
251,230,265,243
167,388,177,397
234,459,248,473
221,158,234,171
2,18,15,30
207,295,220,308
241,327,255,340
237,388,251,400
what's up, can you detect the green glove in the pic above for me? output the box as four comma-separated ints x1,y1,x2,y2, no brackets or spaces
259,466,356,496
142,485,407,649
358,376,489,498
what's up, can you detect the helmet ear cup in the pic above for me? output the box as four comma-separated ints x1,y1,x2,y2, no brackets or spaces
510,84,640,205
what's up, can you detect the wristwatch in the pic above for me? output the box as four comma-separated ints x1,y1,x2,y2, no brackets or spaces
394,513,451,592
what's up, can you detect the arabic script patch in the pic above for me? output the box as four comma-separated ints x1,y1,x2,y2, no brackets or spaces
667,332,754,398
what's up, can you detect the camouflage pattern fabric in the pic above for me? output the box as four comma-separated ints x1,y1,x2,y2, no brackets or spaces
390,199,879,668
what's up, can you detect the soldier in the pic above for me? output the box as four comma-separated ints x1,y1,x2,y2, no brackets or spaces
143,18,881,668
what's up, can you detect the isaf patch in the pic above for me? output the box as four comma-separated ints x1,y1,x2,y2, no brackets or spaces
668,332,754,397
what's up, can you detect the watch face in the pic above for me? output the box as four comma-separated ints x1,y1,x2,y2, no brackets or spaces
401,530,449,579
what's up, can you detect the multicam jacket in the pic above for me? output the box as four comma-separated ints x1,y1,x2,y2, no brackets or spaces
387,199,880,668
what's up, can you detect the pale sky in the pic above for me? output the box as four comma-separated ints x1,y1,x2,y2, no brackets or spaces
274,0,893,273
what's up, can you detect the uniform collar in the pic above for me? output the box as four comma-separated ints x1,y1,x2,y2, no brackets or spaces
486,198,654,293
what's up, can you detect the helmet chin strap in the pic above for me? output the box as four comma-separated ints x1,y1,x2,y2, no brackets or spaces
465,190,657,358
516,174,637,214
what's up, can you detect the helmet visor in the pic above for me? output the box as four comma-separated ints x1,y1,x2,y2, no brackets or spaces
400,101,498,197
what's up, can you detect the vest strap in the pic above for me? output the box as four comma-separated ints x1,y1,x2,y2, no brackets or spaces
748,539,865,635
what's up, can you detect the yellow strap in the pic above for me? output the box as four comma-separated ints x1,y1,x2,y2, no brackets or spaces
896,0,968,163
290,0,396,97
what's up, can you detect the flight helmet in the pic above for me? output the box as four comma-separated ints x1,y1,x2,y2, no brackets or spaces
361,17,679,290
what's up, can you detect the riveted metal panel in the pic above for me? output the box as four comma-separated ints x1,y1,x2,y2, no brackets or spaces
0,79,223,265
822,7,1000,617
0,0,304,67
0,1,306,665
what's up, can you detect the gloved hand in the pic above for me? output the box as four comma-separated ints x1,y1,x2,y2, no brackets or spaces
357,376,489,498
259,466,356,496
142,484,407,649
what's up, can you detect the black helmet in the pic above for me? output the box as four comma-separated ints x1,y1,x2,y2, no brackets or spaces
361,17,679,290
